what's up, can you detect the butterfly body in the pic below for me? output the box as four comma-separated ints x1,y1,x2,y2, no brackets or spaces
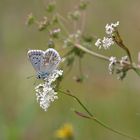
27,48,61,80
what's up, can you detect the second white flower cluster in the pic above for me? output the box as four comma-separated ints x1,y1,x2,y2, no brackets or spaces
95,21,119,50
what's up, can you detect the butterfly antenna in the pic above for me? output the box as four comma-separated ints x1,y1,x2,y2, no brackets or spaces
26,75,34,79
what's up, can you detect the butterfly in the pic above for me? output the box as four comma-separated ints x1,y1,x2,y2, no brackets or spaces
27,48,61,79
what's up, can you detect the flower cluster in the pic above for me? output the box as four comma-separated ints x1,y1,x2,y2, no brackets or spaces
108,56,117,74
63,30,81,48
108,55,130,80
44,70,63,85
105,21,119,35
95,37,114,50
120,56,128,66
35,70,63,111
35,83,58,111
95,21,119,49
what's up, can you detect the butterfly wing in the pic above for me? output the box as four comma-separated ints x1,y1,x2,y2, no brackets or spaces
40,48,61,74
27,50,44,72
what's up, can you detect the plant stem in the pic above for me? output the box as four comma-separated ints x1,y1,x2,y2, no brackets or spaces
114,30,132,64
59,89,139,140
75,43,110,61
74,43,140,71
58,89,93,117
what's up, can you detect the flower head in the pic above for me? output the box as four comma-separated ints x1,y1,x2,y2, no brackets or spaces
95,38,102,49
102,37,114,49
44,70,63,86
35,83,58,111
120,56,128,66
108,56,117,74
35,69,63,111
105,21,119,35
95,21,119,50
95,37,114,50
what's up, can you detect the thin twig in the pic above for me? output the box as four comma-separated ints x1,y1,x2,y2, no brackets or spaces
59,89,139,140
113,30,132,64
75,43,110,61
74,110,139,140
59,89,93,116
74,43,140,71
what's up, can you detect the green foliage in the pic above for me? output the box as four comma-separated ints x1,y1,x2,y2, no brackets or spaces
38,17,50,31
46,1,56,13
26,13,35,26
68,10,81,21
79,0,89,10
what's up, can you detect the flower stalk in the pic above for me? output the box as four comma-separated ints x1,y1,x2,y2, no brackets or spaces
59,89,139,140
113,30,132,64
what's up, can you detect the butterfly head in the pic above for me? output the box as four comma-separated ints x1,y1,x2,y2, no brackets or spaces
36,72,49,79
36,74,42,79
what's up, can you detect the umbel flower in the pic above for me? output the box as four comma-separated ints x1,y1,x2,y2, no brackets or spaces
108,56,130,80
35,70,63,111
95,21,119,49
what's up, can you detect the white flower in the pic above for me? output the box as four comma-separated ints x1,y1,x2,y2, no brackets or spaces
53,28,61,33
108,56,117,74
111,21,119,27
105,21,119,35
95,37,114,50
120,55,128,65
35,83,58,111
102,37,114,49
44,70,63,86
95,38,102,49
109,56,117,63
121,55,128,61
105,24,114,35
35,69,63,111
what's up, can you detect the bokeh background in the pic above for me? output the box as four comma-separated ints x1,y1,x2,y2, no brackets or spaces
0,0,140,140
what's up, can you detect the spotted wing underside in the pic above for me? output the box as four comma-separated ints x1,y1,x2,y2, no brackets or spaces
27,50,44,72
40,48,61,74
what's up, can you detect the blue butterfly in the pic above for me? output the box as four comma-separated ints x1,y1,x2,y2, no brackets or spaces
27,48,61,79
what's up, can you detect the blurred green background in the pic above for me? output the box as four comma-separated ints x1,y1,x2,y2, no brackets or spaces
0,0,140,140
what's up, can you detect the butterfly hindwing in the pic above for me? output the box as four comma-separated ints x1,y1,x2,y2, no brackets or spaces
40,48,61,74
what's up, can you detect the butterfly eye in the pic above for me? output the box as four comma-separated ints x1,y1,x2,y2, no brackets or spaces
37,74,41,79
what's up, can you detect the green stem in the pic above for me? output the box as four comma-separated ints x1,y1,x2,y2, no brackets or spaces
75,43,110,61
74,43,140,71
114,30,133,64
59,89,139,140
58,89,93,116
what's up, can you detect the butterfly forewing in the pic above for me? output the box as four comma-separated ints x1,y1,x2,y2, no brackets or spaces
40,48,61,74
27,50,44,72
